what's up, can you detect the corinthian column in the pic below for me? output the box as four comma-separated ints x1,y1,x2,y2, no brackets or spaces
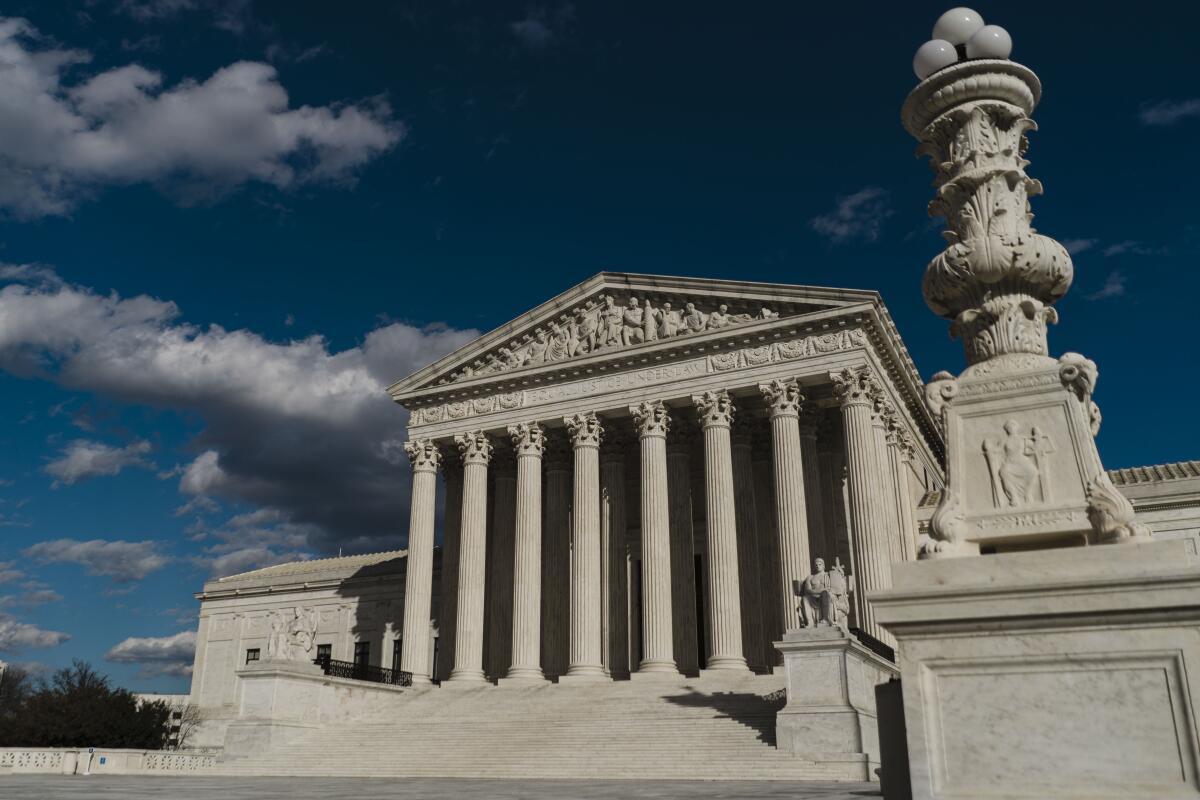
731,417,764,673
629,400,680,676
667,423,699,676
503,422,548,683
563,411,607,680
541,436,571,679
436,459,462,682
449,431,493,683
400,438,441,684
600,434,629,679
759,378,811,635
830,368,892,644
692,389,747,672
885,416,920,563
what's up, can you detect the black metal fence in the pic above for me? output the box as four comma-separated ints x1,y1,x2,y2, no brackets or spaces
313,657,413,687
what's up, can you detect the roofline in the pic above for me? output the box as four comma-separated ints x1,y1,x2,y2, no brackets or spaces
387,270,881,397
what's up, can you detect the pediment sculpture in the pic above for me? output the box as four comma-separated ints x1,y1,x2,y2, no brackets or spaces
446,295,778,383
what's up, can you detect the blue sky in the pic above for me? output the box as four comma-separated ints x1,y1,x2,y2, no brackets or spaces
0,1,1196,692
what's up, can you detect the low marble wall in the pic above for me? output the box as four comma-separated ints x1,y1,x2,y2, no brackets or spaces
0,747,220,775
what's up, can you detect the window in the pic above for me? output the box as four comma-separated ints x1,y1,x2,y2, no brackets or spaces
392,638,402,673
245,648,260,664
315,643,331,664
353,640,370,668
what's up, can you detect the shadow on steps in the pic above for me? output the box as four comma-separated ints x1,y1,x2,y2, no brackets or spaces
660,689,785,745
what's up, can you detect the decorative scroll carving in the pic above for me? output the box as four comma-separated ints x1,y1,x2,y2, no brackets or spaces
981,421,1054,508
1086,471,1152,544
565,411,604,448
906,61,1073,366
507,422,545,457
454,430,494,464
693,389,734,429
759,378,803,419
630,400,671,438
403,438,442,472
447,294,781,383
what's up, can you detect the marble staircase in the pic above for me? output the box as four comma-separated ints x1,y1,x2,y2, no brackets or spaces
215,672,870,781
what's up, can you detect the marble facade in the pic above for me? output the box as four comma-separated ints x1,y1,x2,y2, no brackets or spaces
389,274,945,681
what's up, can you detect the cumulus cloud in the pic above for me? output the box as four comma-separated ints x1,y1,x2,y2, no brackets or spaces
509,5,575,50
1086,271,1128,301
105,630,196,677
23,538,170,583
1,267,477,568
44,438,153,487
1139,99,1200,126
0,16,403,218
0,612,70,652
810,187,893,244
1061,238,1098,256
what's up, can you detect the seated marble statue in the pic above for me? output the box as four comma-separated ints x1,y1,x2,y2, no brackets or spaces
792,557,851,630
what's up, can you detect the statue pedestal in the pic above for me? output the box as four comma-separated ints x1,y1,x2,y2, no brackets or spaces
773,627,898,782
872,539,1200,799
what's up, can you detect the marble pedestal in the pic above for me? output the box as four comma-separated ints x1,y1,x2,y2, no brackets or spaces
872,539,1200,800
774,627,898,782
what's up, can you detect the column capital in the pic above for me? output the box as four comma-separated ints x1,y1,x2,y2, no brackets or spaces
564,411,604,449
692,389,735,429
758,378,804,419
404,438,443,473
830,366,883,409
629,400,671,439
508,422,546,457
454,430,494,465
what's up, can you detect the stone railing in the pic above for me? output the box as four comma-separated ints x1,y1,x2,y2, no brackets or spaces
0,747,220,775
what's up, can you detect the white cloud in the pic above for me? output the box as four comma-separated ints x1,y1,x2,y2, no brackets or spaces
1139,99,1200,126
1,267,477,558
1086,271,1128,301
0,16,403,218
1061,238,1098,255
810,187,893,244
0,562,23,584
105,630,196,677
0,612,69,652
509,5,574,50
23,538,170,583
44,438,153,487
1101,240,1164,258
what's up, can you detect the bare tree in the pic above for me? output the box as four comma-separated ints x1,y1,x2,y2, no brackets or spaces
173,703,205,750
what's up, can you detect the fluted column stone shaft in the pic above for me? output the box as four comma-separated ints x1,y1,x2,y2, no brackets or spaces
871,404,904,571
693,390,747,671
449,431,493,682
400,439,441,684
668,429,699,675
884,414,920,564
600,438,629,678
564,411,606,678
731,418,764,672
436,461,463,682
831,368,893,644
630,401,679,675
759,379,812,636
506,423,547,682
541,438,571,678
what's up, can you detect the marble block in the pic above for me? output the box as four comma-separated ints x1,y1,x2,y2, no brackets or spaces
774,627,898,781
872,539,1200,799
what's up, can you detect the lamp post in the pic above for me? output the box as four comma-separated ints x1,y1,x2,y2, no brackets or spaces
902,8,1150,557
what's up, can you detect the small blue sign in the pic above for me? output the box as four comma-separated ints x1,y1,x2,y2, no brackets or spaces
98,757,106,765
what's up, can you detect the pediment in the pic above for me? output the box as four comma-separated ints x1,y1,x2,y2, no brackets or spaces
389,272,878,399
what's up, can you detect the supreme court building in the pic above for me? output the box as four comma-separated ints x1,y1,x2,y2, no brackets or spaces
388,272,943,684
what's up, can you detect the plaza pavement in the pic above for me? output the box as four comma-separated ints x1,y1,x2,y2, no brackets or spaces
0,776,881,799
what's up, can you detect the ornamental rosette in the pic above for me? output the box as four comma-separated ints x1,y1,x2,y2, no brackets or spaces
903,59,1074,365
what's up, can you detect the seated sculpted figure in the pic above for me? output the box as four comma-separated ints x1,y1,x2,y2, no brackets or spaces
792,557,851,630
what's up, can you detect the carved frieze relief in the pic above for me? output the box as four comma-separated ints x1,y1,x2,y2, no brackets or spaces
408,326,867,428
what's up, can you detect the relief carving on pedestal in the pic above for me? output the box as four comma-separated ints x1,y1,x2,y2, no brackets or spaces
981,420,1054,508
